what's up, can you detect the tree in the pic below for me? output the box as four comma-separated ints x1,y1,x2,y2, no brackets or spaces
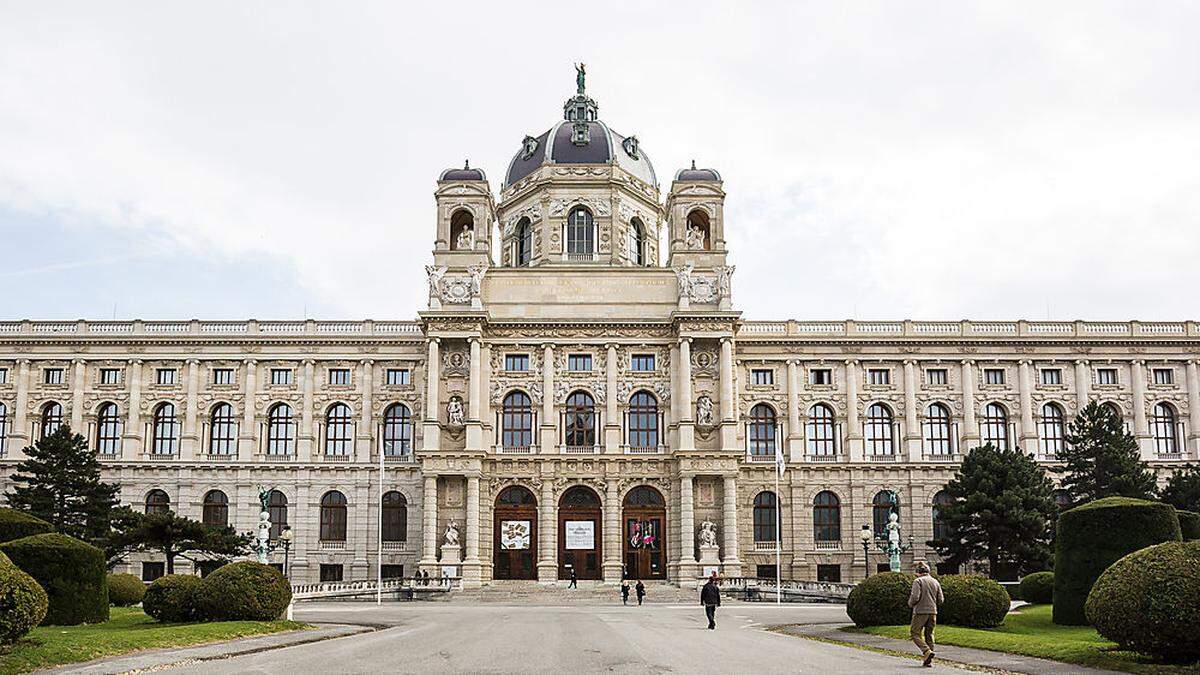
1160,464,1200,513
6,426,120,543
1055,401,1157,507
106,507,251,574
929,443,1057,577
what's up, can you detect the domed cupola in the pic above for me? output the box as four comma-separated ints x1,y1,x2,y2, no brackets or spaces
674,161,721,182
440,160,487,182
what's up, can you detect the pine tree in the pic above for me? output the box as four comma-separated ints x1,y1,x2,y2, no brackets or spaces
106,507,251,573
928,443,1057,577
6,425,120,543
1055,400,1157,507
1160,464,1200,512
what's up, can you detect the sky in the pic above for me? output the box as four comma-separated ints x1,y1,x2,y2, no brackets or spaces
1,1,1198,322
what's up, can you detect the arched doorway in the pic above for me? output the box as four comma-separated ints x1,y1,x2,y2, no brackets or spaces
623,485,666,580
558,485,602,580
494,485,537,580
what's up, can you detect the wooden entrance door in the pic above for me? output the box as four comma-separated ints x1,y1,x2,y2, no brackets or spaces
558,485,602,580
494,485,538,580
622,486,667,580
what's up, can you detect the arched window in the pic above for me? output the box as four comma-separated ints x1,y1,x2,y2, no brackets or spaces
813,491,841,543
501,391,534,449
932,490,955,541
806,404,837,457
981,403,1009,450
267,403,296,456
564,391,596,449
152,403,179,455
500,484,539,506
1152,402,1179,455
324,403,353,456
40,402,63,439
382,491,407,542
514,217,532,267
627,391,659,449
145,489,170,515
1052,489,1071,510
95,402,122,455
449,209,474,251
922,403,952,456
748,403,777,456
319,491,347,542
1101,401,1123,421
209,403,236,455
753,491,779,543
686,209,711,250
566,206,594,258
382,403,413,456
628,217,646,266
865,403,895,456
267,490,288,539
872,490,898,538
0,402,7,455
202,490,228,527
1039,403,1066,457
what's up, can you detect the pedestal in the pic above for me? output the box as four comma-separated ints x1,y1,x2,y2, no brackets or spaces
440,544,462,578
698,544,721,578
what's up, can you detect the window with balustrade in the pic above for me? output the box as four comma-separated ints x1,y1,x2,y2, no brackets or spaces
145,489,170,515
922,403,953,456
1152,402,1179,455
324,403,353,456
383,403,413,456
864,403,895,456
566,206,594,257
981,403,1009,450
266,403,296,456
382,491,407,542
502,391,534,449
202,490,229,527
40,402,63,439
96,402,122,455
872,490,898,538
812,491,841,543
152,403,179,455
627,391,659,449
748,403,777,456
564,391,596,448
806,403,837,456
1039,403,1066,457
320,491,347,542
209,403,236,455
753,491,779,543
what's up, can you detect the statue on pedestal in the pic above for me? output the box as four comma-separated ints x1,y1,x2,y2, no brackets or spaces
443,521,460,547
446,396,465,428
698,521,718,547
695,395,715,427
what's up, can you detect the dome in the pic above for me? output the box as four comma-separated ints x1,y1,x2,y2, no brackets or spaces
675,162,721,182
440,162,486,181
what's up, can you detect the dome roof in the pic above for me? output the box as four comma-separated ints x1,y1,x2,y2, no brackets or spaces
440,162,486,181
674,162,721,182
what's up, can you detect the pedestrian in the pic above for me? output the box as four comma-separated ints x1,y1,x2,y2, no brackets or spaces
700,571,721,629
569,569,578,589
635,580,646,606
908,561,944,667
621,580,631,605
422,569,430,586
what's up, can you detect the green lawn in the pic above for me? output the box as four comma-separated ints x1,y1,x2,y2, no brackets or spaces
0,606,310,674
854,604,1197,675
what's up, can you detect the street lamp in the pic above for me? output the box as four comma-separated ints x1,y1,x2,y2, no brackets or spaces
279,526,294,579
859,525,873,578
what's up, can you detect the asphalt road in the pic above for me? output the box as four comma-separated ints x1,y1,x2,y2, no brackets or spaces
166,601,969,675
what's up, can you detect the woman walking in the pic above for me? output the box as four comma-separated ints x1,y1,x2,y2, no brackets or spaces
635,580,646,606
621,580,630,605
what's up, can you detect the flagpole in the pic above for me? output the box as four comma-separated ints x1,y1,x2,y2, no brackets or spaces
775,434,783,606
377,431,383,605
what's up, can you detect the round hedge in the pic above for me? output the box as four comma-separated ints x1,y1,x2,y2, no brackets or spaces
0,509,53,544
143,575,202,623
1018,571,1055,605
1177,510,1200,541
107,573,146,607
0,563,48,643
1053,497,1181,625
1085,540,1200,662
846,572,915,627
939,575,1010,628
196,561,291,621
0,533,108,625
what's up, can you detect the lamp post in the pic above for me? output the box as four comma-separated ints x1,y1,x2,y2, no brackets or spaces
859,525,873,578
280,526,294,579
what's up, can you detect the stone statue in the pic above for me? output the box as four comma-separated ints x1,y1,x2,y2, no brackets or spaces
575,62,586,94
686,225,706,250
886,512,901,548
446,396,465,428
695,395,715,427
674,263,694,297
714,265,735,297
455,226,474,250
425,265,447,305
698,520,718,547
467,263,487,296
443,521,460,547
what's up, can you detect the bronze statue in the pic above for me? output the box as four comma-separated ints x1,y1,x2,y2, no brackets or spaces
575,62,586,94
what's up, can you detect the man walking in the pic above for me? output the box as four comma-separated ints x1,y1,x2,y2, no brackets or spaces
908,561,943,667
621,579,630,605
700,571,721,629
569,569,578,589
635,580,646,605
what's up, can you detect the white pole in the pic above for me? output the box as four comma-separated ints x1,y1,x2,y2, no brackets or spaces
377,436,383,605
775,465,781,606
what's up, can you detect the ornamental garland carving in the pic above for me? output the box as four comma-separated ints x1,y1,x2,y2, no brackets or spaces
549,197,612,218
502,203,543,236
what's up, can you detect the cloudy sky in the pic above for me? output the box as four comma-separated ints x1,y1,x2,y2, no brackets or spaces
1,2,1197,322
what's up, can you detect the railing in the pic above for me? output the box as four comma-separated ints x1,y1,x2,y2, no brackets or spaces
0,319,424,336
814,541,842,551
746,452,777,463
318,541,346,551
712,577,854,602
737,320,1198,338
291,576,461,601
495,444,535,454
623,444,667,455
753,541,778,552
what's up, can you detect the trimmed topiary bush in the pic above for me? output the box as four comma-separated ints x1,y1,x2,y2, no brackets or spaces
1053,497,1181,625
1018,571,1054,605
0,508,53,543
0,533,108,625
0,563,49,643
196,561,291,621
107,573,146,607
0,551,12,568
846,572,915,627
939,575,1010,628
143,575,202,623
1085,540,1200,662
1177,510,1200,541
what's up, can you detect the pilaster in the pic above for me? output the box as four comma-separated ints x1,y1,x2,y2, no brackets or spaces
902,359,919,461
466,338,484,451
70,358,86,432
721,474,741,576
125,359,144,457
181,359,200,460
602,479,622,582
960,360,978,444
1018,359,1036,450
462,474,482,586
604,343,620,452
1131,360,1152,459
423,339,441,452
845,360,863,461
420,474,439,572
1187,360,1200,460
678,474,698,584
537,480,557,582
10,360,30,458
677,337,695,451
786,359,801,461
239,359,257,459
358,359,374,462
540,344,555,452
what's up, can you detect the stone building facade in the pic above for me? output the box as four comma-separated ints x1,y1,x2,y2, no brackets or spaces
1,78,1198,586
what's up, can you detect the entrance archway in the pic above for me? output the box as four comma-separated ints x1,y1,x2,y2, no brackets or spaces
558,485,602,580
494,485,537,579
622,485,666,580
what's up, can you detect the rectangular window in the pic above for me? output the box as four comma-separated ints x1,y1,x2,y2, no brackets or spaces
212,368,234,385
1041,369,1062,385
100,368,121,385
984,368,1005,385
381,564,405,580
156,369,176,385
1096,368,1118,385
816,564,841,583
319,564,344,582
751,369,774,386
755,564,778,580
505,354,529,372
1153,368,1174,385
141,561,165,582
630,354,655,372
0,368,6,384
328,368,351,386
385,368,410,386
270,369,292,386
810,369,832,386
567,354,592,372
44,368,64,385
926,369,948,386
867,369,890,386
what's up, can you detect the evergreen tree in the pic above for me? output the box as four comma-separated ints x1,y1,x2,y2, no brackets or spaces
928,443,1057,577
6,425,120,542
1055,400,1157,507
1160,464,1200,512
106,507,251,573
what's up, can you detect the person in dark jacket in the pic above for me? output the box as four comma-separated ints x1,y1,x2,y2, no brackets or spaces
700,572,721,629
621,580,631,605
569,569,578,588
635,580,646,605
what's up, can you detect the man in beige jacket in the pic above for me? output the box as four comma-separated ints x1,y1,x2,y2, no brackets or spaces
908,561,944,667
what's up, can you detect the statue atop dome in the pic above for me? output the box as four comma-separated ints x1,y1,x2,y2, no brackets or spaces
575,62,586,95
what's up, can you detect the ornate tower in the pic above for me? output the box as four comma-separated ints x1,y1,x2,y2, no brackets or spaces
665,163,734,310
428,163,495,310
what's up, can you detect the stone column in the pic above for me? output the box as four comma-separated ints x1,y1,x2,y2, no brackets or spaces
480,342,493,442
1131,360,1152,459
678,474,697,583
786,359,801,461
1018,360,1036,450
463,474,482,586
541,344,554,452
537,480,556,582
678,338,694,451
11,360,30,457
902,359,919,461
240,359,257,459
603,479,622,582
300,360,315,460
1187,360,1200,459
125,359,143,457
423,339,441,451
961,360,978,444
420,475,439,572
721,475,742,576
182,359,200,459
466,339,483,451
845,360,862,461
605,343,619,452
1074,360,1090,412
720,338,735,421
358,359,373,462
70,358,86,432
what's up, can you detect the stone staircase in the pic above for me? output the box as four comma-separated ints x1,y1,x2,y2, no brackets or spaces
452,580,703,604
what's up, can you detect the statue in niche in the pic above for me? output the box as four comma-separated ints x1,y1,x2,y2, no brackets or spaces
443,521,460,547
696,395,715,427
698,520,718,547
686,225,706,250
455,226,474,250
446,396,465,428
